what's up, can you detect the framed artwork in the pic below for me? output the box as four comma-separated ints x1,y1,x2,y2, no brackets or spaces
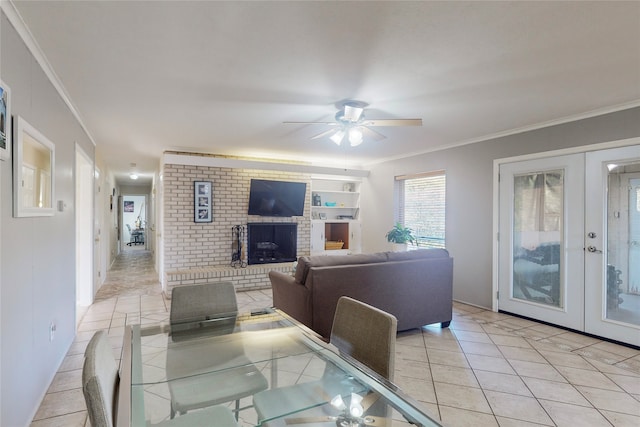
0,80,11,161
124,200,134,212
194,181,213,223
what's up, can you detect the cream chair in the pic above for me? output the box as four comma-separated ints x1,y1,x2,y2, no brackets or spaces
82,330,237,427
252,296,398,423
167,282,268,418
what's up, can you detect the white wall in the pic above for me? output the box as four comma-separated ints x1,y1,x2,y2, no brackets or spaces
0,11,95,427
362,108,640,309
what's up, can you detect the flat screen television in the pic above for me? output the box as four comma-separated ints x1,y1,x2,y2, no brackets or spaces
247,179,307,217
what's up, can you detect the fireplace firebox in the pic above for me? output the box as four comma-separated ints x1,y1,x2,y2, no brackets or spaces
247,223,297,265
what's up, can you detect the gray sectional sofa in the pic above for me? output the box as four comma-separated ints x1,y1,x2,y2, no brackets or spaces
270,249,454,338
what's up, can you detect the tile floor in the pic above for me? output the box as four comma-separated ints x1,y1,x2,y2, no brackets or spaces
30,248,640,427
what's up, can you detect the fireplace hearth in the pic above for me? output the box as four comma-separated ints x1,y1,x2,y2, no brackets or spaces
247,223,297,265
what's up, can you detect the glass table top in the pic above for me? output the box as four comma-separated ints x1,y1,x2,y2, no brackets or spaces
123,309,442,427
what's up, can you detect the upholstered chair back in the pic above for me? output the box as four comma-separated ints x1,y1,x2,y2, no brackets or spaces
82,330,119,427
330,296,398,381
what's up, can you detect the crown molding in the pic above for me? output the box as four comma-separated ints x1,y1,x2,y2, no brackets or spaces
365,99,640,167
163,152,370,178
1,0,96,146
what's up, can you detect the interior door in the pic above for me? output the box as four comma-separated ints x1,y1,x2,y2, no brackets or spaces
585,146,640,346
498,154,585,330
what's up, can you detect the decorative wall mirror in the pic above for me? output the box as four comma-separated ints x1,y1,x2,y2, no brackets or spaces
13,116,55,217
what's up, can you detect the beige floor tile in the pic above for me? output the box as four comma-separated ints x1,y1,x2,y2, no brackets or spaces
576,385,640,416
458,341,502,357
600,409,640,427
29,411,87,427
395,360,432,381
395,343,429,363
466,353,515,375
58,354,85,373
76,319,111,332
554,365,623,391
32,389,86,420
588,358,640,377
484,390,552,425
539,399,612,427
453,330,493,344
615,355,640,375
449,320,486,333
430,365,479,388
480,324,513,336
521,377,591,406
488,334,531,349
474,371,532,397
426,348,470,369
606,372,640,394
537,349,595,370
423,337,462,353
433,382,492,414
394,376,437,404
589,341,640,358
573,346,629,365
497,346,547,364
439,406,499,426
495,416,552,427
47,369,82,393
509,359,565,382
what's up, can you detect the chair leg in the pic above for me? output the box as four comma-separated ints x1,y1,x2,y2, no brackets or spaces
235,400,240,420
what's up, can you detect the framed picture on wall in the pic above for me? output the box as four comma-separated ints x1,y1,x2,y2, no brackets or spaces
194,181,213,223
0,80,11,161
124,200,134,212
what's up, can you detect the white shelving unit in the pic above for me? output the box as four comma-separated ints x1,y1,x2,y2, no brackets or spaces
310,177,362,256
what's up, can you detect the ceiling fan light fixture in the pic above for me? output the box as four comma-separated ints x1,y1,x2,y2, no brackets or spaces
348,127,363,146
330,130,345,145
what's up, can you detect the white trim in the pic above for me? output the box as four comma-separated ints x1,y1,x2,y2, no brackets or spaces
163,153,370,178
1,1,97,147
366,101,640,167
491,136,640,313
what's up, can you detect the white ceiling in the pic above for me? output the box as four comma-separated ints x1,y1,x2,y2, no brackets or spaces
9,1,640,185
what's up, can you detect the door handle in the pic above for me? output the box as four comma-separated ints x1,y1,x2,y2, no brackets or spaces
586,246,603,253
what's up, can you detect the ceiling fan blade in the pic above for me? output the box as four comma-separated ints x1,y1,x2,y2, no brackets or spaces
310,128,339,140
283,121,337,125
361,126,386,141
343,105,364,122
362,119,422,127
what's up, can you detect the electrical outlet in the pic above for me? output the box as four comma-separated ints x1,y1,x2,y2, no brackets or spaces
49,322,56,341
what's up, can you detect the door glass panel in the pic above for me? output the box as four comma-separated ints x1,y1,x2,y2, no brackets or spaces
512,171,563,308
606,165,640,327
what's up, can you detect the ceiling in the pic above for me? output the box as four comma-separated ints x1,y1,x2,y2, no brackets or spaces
8,1,640,185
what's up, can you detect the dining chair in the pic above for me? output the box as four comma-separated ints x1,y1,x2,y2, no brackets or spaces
167,282,268,419
82,330,237,427
252,296,398,423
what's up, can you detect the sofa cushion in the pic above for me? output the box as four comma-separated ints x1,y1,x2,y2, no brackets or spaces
294,253,389,285
385,248,449,261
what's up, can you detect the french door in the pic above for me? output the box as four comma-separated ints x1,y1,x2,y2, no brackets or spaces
498,154,585,331
498,145,640,346
585,146,640,346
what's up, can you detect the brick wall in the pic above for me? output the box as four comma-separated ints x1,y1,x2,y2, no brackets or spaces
162,163,311,291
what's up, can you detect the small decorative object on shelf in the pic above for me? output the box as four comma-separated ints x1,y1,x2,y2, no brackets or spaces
312,192,322,206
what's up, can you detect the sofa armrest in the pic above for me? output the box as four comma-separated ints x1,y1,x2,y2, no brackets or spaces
269,271,313,329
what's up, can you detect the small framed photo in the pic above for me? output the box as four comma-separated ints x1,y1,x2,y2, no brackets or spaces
0,80,11,161
194,181,213,223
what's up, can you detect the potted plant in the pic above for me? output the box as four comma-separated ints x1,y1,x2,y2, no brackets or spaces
385,222,416,251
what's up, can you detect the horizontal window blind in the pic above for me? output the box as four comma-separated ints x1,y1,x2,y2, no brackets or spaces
395,171,446,249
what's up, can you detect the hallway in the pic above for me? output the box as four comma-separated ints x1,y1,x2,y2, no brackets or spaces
29,249,640,427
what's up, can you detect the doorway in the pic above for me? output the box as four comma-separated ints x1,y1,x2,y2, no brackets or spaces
75,145,94,326
497,143,640,346
121,194,146,252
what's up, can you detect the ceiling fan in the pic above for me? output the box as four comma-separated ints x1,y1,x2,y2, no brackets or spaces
284,101,422,147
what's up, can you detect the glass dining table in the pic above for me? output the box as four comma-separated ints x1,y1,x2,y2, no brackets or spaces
116,308,442,427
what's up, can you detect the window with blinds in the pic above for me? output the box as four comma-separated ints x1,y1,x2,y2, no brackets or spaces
394,171,446,249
